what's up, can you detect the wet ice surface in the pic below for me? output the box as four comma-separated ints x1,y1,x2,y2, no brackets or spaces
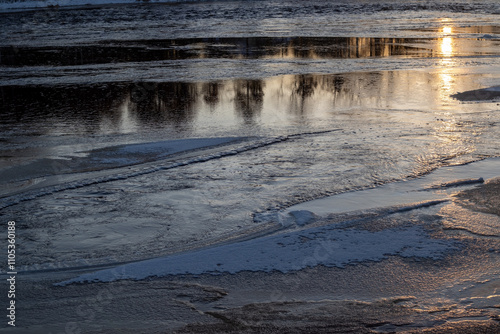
1,38,499,86
282,158,500,219
0,40,499,276
55,158,499,285
2,62,500,270
1,70,499,175
0,0,499,44
2,109,500,271
0,0,500,332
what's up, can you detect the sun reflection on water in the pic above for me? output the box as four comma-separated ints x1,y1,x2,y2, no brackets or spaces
436,25,457,107
442,26,452,35
430,23,479,159
440,37,453,57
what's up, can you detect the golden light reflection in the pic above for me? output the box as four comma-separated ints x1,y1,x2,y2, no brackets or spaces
436,24,456,106
440,37,453,56
439,24,454,57
439,71,454,93
432,22,476,156
436,66,458,109
442,26,452,34
431,111,475,161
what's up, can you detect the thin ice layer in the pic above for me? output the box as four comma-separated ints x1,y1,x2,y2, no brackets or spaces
57,224,456,285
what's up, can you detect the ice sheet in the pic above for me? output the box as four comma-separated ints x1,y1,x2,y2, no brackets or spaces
57,224,456,285
278,158,500,225
56,158,500,285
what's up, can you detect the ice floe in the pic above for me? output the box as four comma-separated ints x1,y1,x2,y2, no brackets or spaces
57,224,457,285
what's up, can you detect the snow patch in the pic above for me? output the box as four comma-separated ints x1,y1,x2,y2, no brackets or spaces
57,225,457,285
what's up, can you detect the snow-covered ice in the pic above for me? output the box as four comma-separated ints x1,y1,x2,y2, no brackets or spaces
56,157,500,286
57,224,456,285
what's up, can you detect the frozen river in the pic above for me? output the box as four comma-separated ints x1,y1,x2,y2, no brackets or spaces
0,0,499,332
